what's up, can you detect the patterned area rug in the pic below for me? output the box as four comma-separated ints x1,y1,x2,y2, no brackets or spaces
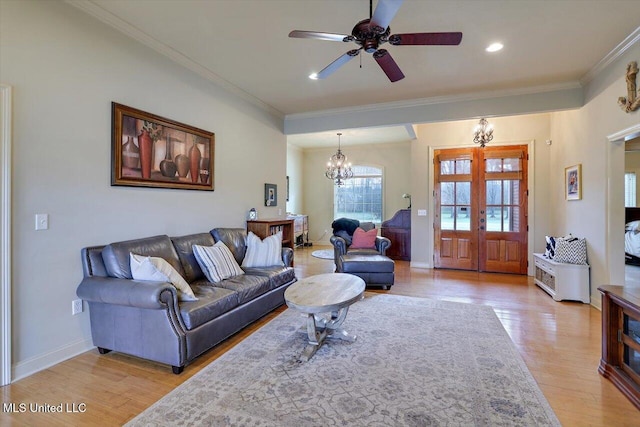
126,295,560,426
311,249,334,260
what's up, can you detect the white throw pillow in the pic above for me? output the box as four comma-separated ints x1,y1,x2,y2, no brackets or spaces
130,253,197,301
242,231,284,268
193,241,244,283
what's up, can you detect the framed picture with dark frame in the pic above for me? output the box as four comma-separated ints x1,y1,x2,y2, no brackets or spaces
111,102,215,191
265,183,277,206
565,164,582,200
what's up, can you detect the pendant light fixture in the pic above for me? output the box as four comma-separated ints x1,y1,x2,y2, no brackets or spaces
325,132,353,186
473,118,494,147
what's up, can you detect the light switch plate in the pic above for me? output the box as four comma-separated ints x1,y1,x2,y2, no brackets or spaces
417,209,427,216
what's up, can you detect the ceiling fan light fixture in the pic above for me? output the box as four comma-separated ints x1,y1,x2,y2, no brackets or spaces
486,42,504,53
288,0,462,82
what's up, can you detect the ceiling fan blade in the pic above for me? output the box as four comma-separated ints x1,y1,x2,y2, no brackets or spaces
389,32,463,46
373,49,404,82
288,30,353,42
369,0,404,33
316,49,361,79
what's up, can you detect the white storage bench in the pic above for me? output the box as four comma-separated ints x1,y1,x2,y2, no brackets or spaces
533,253,590,303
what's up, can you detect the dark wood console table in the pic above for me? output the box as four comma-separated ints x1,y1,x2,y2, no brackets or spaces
381,209,411,261
598,285,640,409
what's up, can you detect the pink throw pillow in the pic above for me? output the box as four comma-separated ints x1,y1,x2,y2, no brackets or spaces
350,227,377,249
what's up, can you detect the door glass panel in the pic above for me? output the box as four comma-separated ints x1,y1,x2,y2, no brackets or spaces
486,207,502,231
456,182,470,205
486,159,502,172
503,158,521,171
456,206,471,230
509,207,520,232
456,159,471,174
502,207,513,231
486,180,502,205
441,182,454,204
441,160,455,175
441,206,454,230
507,180,519,204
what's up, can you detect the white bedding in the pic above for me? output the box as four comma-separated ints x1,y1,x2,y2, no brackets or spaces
625,229,640,257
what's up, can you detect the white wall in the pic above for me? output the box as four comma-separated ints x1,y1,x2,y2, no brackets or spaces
303,142,411,244
410,113,553,268
549,41,640,305
1,0,287,379
286,144,304,214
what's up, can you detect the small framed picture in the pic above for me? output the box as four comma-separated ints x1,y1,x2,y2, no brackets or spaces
565,164,582,201
265,183,277,206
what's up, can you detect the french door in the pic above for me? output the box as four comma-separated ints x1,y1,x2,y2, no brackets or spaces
434,145,528,274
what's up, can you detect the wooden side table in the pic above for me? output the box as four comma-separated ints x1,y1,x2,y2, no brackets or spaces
246,219,295,249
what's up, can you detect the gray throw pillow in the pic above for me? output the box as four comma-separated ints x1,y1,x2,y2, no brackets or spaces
359,222,375,232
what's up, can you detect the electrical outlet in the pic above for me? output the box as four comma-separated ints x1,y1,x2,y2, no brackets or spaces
72,299,83,315
35,213,49,230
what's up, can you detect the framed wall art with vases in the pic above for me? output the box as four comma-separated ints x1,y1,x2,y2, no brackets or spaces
565,164,582,201
111,102,215,191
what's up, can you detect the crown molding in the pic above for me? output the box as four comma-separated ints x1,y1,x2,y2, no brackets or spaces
285,81,582,122
580,26,640,86
300,140,412,152
64,0,284,120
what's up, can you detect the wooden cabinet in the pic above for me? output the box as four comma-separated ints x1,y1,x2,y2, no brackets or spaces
533,253,590,303
287,214,309,247
381,209,411,260
246,219,294,249
598,285,640,410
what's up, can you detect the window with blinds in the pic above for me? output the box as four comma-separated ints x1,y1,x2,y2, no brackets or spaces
625,172,637,207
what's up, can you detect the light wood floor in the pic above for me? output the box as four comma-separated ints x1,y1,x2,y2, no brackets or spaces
1,246,638,426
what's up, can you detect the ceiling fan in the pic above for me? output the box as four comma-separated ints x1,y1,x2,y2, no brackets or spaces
289,0,462,82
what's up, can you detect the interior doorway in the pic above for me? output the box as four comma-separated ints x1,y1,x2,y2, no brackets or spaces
433,145,529,274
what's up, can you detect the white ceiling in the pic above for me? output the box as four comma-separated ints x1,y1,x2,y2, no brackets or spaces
71,0,640,147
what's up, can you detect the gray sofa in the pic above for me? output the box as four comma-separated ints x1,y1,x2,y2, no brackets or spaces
76,228,296,374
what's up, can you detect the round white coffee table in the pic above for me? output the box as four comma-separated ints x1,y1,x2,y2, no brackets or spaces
284,273,365,361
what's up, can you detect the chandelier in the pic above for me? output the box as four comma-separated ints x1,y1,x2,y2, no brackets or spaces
325,132,353,186
473,118,494,147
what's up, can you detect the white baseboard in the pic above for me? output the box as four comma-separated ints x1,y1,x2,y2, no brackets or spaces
410,261,431,269
12,338,94,382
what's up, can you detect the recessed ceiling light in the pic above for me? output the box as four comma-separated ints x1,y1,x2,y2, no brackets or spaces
486,43,503,53
309,73,318,80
